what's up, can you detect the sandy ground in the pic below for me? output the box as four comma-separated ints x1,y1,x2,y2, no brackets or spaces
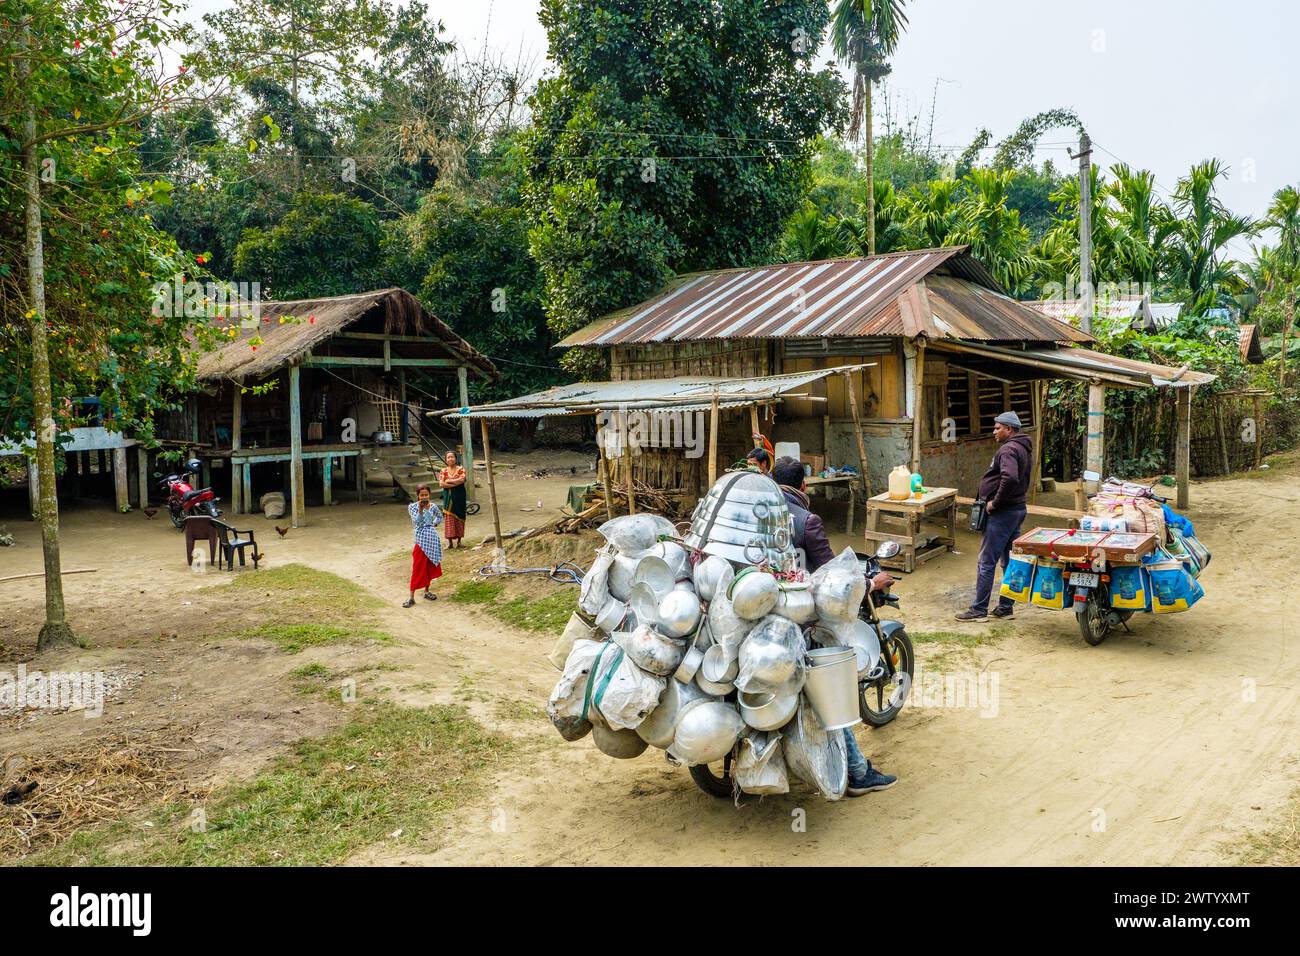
2,448,1297,865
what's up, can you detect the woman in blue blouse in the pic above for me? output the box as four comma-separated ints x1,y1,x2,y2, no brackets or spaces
405,483,443,607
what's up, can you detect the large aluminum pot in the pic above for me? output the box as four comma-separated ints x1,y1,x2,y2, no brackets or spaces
728,568,780,620
738,689,799,732
629,582,661,627
684,472,794,567
692,555,735,603
613,624,688,677
636,677,707,748
593,722,649,759
607,551,644,601
599,513,676,555
656,589,702,639
706,590,749,657
812,565,867,621
670,699,746,766
735,615,806,696
644,541,691,582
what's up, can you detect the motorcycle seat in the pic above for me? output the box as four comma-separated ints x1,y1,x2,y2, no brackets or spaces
181,488,207,502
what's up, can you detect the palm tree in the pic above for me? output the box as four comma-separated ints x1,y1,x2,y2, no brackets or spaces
830,0,908,255
836,179,908,254
1166,159,1257,315
903,179,963,248
1107,163,1176,288
1265,184,1300,387
949,168,1039,294
781,203,851,262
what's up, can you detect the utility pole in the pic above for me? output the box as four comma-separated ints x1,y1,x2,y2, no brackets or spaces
1073,131,1093,334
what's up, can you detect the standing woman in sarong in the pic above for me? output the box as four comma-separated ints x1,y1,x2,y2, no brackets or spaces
439,450,468,549
404,483,442,607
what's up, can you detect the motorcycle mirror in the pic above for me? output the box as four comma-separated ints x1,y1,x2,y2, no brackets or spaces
875,541,901,559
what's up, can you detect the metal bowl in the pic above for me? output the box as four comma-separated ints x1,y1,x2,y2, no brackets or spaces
701,642,740,683
728,568,780,620
633,555,675,599
656,589,702,639
629,582,661,627
670,699,746,766
636,677,706,748
693,555,735,602
645,541,691,582
594,596,629,633
593,722,650,759
738,689,800,732
607,551,645,601
812,566,867,621
613,624,688,677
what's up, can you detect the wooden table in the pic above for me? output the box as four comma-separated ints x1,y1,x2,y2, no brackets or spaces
864,487,958,573
804,474,859,534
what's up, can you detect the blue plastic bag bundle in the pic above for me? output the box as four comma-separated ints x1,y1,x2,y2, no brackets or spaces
1000,553,1036,603
1149,553,1204,614
1030,560,1066,610
1109,564,1150,611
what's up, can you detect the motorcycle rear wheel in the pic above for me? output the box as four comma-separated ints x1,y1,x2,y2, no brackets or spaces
1078,590,1112,645
688,752,735,799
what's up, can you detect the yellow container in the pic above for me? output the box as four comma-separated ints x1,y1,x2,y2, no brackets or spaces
999,553,1036,603
888,465,911,500
1030,560,1066,610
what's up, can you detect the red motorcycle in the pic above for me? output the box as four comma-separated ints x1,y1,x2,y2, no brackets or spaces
159,458,221,528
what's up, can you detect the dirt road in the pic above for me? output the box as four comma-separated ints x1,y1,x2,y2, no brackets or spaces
2,450,1296,865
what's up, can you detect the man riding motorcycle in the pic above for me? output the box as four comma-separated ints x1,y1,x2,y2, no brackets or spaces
772,456,898,796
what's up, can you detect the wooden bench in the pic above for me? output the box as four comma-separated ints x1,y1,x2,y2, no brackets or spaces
954,496,1085,528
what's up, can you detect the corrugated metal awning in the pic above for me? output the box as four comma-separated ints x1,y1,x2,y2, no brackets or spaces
930,340,1216,389
435,365,874,421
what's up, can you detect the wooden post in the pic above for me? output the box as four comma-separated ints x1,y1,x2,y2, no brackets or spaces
112,447,129,512
622,436,636,515
843,371,873,498
355,452,364,503
398,369,408,444
1176,386,1191,510
708,397,720,488
229,385,242,514
322,456,333,505
1085,383,1105,493
1029,380,1045,504
457,366,475,501
749,404,761,449
137,446,149,510
1253,393,1264,469
66,450,80,499
1214,399,1231,475
910,340,926,474
479,418,503,551
597,445,615,522
289,364,305,528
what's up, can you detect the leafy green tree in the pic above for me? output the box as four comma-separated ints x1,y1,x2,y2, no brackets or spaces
830,0,908,254
1166,159,1256,315
1265,184,1300,387
903,178,962,248
780,203,850,262
1,0,211,649
232,192,384,299
524,0,844,373
947,169,1039,293
1106,163,1176,287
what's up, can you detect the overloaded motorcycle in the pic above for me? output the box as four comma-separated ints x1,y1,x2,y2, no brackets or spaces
688,540,914,797
158,458,221,528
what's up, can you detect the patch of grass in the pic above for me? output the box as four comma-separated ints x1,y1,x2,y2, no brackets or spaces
493,696,546,723
287,662,335,695
912,624,1008,649
221,563,391,653
450,578,576,633
27,702,513,867
1237,789,1299,866
450,579,504,604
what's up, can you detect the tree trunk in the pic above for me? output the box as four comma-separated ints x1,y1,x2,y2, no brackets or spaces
864,72,875,256
20,24,76,651
1281,291,1293,390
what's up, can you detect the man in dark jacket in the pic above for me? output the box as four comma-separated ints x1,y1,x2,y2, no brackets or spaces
956,411,1033,622
772,456,898,794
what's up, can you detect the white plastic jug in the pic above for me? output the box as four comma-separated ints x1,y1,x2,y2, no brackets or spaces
888,465,911,500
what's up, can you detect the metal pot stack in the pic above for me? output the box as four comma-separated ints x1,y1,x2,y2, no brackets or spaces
547,474,864,800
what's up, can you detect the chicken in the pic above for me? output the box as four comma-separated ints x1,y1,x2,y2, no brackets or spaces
143,507,158,519
275,525,289,538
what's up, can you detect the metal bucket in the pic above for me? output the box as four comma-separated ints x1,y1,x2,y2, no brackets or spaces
803,647,861,731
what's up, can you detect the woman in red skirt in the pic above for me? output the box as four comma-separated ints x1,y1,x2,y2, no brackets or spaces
405,483,443,608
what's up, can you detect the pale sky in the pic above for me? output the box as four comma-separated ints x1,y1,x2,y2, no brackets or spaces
187,0,1297,255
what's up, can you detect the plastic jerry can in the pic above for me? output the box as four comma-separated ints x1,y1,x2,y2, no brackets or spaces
888,465,911,500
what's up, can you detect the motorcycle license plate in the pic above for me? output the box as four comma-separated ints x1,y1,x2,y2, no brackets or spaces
1071,572,1099,589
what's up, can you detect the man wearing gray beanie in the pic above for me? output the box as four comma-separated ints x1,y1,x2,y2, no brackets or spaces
956,410,1033,622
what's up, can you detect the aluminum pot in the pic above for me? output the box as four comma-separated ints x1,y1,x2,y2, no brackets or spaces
738,689,799,732
636,677,707,748
593,722,650,759
629,582,661,627
613,624,688,677
692,555,735,602
670,699,746,766
645,541,691,582
728,568,780,620
812,566,867,621
599,513,675,555
633,555,675,599
707,589,749,656
656,589,702,639
594,595,629,633
607,551,645,601
735,617,805,696
772,584,817,624
673,644,705,684
701,642,740,683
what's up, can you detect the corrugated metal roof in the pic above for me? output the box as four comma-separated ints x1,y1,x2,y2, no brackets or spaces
1024,296,1151,323
558,247,1087,348
436,365,872,421
926,276,1092,343
931,340,1215,388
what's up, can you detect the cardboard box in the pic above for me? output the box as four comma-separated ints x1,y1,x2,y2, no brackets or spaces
800,453,825,475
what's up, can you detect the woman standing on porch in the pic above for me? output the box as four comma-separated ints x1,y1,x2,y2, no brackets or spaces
439,450,468,548
404,483,442,607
